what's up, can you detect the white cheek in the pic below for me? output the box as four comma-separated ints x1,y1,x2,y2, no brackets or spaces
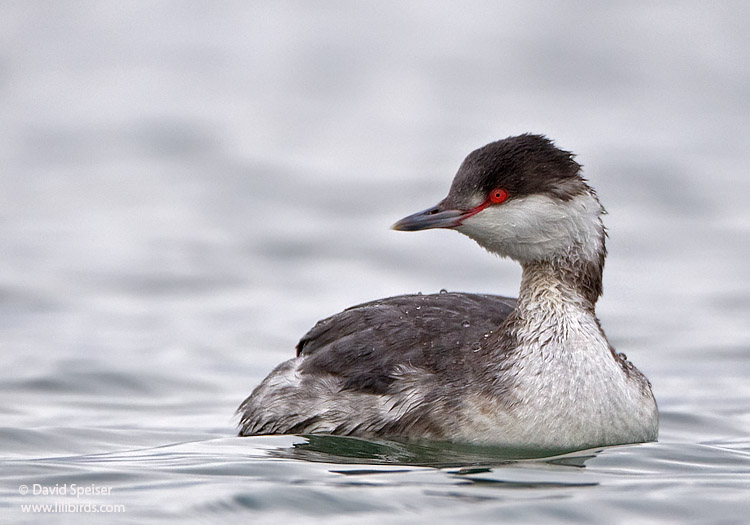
457,194,604,263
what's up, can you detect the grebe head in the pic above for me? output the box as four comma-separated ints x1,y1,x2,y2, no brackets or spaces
392,134,605,266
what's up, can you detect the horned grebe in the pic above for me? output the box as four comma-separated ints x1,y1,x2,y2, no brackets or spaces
237,134,658,452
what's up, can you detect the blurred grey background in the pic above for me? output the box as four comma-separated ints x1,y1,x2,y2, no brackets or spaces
1,1,748,435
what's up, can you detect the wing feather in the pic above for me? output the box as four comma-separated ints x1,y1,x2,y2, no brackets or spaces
296,292,515,394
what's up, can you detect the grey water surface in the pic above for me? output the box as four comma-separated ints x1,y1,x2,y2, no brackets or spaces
1,2,749,523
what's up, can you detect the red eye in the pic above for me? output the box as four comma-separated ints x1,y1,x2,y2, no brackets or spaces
489,188,508,204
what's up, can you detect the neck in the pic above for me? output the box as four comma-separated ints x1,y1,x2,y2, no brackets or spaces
517,251,605,315
495,253,608,363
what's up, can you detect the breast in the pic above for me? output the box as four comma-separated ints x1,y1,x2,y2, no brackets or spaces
472,309,659,450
